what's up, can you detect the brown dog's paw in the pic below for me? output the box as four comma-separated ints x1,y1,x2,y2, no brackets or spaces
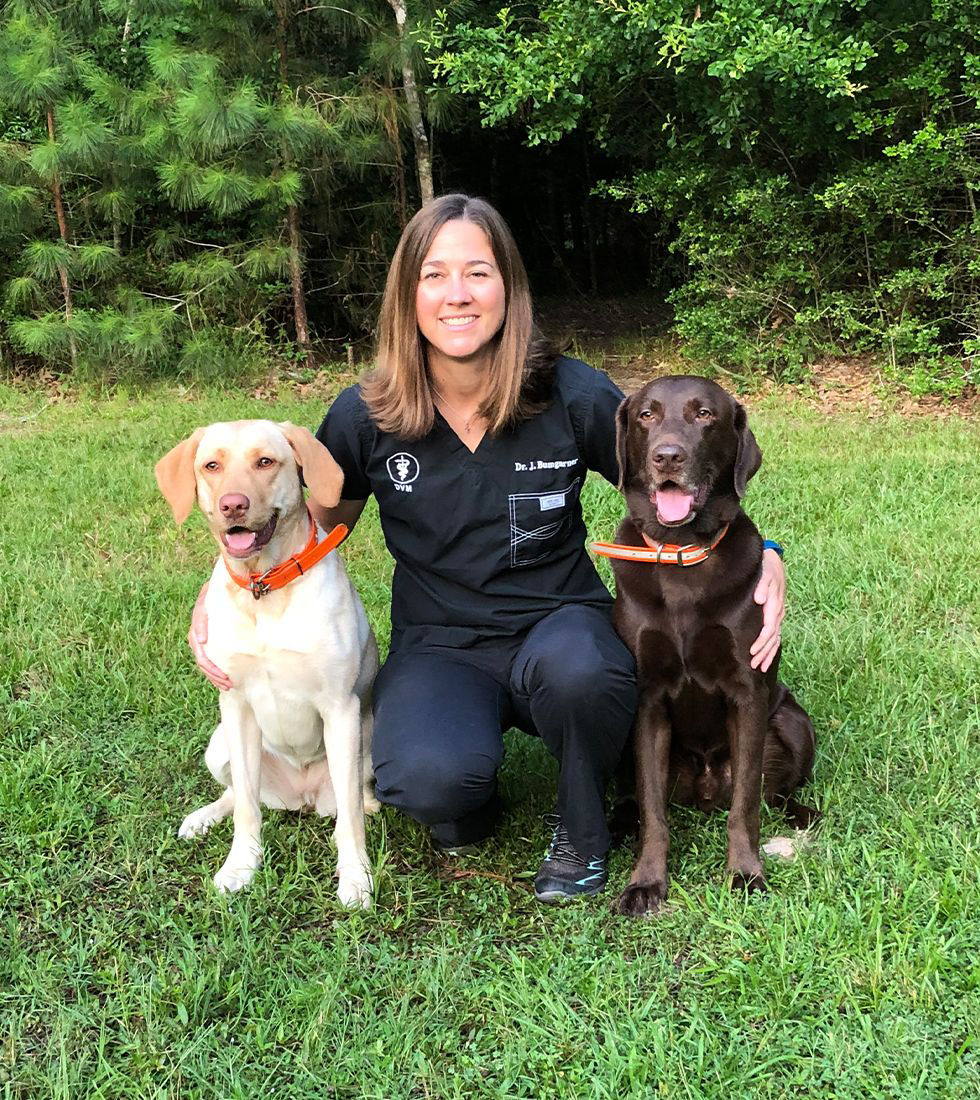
616,880,668,917
730,871,767,894
785,800,821,830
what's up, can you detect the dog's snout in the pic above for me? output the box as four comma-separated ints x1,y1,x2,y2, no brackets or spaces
219,492,250,518
651,442,687,472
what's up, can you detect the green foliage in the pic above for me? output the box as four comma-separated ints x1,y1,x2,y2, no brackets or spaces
0,0,436,378
176,326,267,383
5,0,973,393
433,0,980,393
4,275,43,309
8,310,74,358
75,242,120,278
22,238,73,281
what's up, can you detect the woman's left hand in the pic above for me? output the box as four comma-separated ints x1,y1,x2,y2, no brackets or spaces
750,548,786,672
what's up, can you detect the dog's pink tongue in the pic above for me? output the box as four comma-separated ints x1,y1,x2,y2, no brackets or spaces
225,530,257,553
655,488,694,523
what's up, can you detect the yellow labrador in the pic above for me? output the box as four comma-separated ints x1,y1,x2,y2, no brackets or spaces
155,420,378,907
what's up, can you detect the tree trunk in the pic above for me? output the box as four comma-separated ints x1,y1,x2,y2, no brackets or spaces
387,0,433,206
46,108,77,369
286,203,311,353
275,1,312,359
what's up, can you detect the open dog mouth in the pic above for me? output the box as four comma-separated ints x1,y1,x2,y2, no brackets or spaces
220,511,279,558
649,481,705,527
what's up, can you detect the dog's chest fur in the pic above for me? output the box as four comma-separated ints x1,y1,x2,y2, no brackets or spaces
611,514,765,747
205,553,369,764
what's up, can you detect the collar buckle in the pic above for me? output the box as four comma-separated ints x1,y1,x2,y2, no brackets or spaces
249,574,271,600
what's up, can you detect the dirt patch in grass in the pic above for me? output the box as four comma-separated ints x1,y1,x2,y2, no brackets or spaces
602,353,979,419
535,295,979,418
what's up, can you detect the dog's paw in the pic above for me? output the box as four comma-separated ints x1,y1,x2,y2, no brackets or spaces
616,880,667,917
730,871,767,894
363,791,381,815
213,847,261,893
337,868,373,909
788,803,821,830
179,806,221,839
213,863,257,893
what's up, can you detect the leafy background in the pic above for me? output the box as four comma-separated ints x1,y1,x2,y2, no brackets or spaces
1,1,978,393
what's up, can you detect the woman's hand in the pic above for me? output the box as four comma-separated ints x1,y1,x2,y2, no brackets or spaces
188,582,233,692
750,548,786,672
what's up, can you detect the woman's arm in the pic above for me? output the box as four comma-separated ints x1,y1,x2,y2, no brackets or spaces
750,547,786,672
189,581,232,692
188,499,369,691
310,498,367,536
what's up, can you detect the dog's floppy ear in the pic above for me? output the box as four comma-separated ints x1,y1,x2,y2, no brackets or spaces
279,422,344,509
155,428,205,524
614,395,632,491
733,403,762,498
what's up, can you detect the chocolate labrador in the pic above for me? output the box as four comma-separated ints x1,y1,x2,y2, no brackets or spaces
599,376,817,917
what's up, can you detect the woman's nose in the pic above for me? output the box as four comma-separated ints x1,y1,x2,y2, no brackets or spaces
445,273,472,304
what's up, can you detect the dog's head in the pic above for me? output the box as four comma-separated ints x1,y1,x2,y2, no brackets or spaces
614,376,761,536
154,420,344,561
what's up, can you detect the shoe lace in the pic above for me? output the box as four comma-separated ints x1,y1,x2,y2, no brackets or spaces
542,814,587,866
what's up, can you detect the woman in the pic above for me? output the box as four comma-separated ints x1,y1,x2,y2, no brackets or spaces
191,194,785,903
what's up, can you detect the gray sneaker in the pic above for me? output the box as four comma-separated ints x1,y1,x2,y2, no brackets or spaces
534,815,608,903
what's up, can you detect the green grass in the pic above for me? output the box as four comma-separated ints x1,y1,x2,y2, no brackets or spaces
1,379,978,1098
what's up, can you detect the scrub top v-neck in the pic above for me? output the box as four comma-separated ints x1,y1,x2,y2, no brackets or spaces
317,356,624,652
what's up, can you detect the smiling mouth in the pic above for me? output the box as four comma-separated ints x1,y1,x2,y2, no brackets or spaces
220,512,279,558
440,315,478,327
650,481,703,527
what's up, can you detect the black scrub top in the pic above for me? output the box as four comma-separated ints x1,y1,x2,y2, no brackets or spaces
317,356,624,652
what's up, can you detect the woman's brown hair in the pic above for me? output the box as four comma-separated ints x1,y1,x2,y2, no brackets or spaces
360,194,556,439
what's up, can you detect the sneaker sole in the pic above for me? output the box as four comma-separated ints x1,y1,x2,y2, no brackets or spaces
534,885,604,904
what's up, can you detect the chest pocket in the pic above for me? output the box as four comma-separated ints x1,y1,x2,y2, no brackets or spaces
508,478,581,567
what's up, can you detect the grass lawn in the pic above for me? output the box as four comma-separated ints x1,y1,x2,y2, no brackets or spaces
1,376,978,1098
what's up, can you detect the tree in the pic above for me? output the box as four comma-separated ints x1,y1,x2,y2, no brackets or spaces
386,0,433,204
430,0,980,390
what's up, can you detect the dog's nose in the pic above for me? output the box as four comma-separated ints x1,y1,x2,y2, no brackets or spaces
652,443,687,471
219,492,250,517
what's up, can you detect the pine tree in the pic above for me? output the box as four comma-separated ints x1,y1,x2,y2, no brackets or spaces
0,5,83,367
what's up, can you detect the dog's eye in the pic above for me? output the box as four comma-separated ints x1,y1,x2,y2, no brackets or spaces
257,457,275,468
696,408,713,420
638,409,654,420
203,461,219,472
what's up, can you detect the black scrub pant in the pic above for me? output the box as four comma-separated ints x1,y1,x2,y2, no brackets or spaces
371,604,637,859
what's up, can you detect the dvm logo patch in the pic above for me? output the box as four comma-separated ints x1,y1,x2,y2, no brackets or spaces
386,452,420,490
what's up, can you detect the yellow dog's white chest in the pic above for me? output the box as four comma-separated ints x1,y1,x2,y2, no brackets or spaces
204,556,360,763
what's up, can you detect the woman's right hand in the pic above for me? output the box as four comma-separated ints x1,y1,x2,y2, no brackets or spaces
189,582,233,692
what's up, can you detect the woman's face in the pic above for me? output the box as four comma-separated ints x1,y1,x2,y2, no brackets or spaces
416,219,506,369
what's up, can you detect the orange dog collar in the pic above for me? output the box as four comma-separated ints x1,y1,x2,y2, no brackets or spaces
592,523,730,567
227,511,349,599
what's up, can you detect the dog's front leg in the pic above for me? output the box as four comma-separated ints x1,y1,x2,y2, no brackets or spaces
323,696,372,909
617,698,672,917
213,696,264,893
726,689,768,891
